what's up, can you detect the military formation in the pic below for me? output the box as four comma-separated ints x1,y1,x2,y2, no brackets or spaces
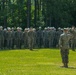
0,26,76,51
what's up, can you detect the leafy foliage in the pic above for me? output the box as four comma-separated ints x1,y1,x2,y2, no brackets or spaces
0,0,76,28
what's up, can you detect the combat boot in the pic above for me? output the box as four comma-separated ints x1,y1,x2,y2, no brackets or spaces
65,63,68,68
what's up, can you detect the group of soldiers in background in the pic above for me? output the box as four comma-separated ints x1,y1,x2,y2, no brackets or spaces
0,26,76,50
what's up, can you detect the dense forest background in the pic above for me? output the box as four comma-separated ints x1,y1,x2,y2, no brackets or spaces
0,0,76,29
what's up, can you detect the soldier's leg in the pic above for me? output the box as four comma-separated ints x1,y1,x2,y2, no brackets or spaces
10,39,13,49
16,39,18,49
7,40,10,49
29,39,33,50
61,49,69,68
71,39,75,51
60,49,67,67
12,39,14,49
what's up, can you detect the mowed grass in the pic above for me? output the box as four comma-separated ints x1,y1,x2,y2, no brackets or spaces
0,49,76,75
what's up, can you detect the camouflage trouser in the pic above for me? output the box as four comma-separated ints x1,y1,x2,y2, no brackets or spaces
7,39,13,49
60,49,69,63
0,39,4,49
15,39,22,49
24,39,28,48
28,38,34,50
37,38,42,48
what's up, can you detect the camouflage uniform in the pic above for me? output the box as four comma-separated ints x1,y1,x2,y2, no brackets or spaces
42,28,47,48
23,28,29,48
6,28,13,49
3,28,7,49
59,28,71,68
36,27,43,48
0,26,4,49
28,28,35,50
15,27,23,49
48,28,55,48
11,28,15,49
70,27,76,51
56,28,63,47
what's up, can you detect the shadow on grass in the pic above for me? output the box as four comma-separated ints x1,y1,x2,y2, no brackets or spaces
60,66,76,69
68,66,76,69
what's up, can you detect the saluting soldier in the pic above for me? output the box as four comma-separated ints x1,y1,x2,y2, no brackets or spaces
59,28,71,68
28,27,35,50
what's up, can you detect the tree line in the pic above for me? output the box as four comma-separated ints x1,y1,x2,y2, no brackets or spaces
0,0,76,29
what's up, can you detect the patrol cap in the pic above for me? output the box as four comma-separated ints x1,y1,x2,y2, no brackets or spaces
4,28,7,31
17,27,20,30
20,27,22,30
33,28,36,31
63,28,68,31
44,27,47,30
24,28,27,30
7,27,11,30
39,26,41,29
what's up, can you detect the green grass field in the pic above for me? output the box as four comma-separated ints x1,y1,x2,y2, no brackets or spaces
0,49,76,75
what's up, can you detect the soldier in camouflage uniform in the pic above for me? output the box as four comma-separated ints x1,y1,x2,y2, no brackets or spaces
59,28,71,68
0,26,4,50
69,26,76,51
11,27,15,49
36,27,43,48
6,27,13,49
28,27,35,50
3,28,7,49
15,27,23,49
23,28,29,49
56,28,63,47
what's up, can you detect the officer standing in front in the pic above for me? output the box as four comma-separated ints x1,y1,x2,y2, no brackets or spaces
59,28,71,68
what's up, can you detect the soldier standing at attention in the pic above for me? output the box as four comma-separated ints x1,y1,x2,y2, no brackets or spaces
23,28,29,49
0,26,4,50
36,27,43,48
15,27,23,49
59,28,71,68
3,28,7,49
6,27,13,49
69,26,76,51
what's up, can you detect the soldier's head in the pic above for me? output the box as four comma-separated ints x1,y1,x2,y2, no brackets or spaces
24,28,28,32
63,28,68,33
11,27,15,31
7,27,11,31
39,26,41,30
4,28,7,31
17,27,21,31
29,27,33,31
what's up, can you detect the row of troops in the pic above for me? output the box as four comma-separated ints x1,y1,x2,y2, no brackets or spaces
0,26,76,50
